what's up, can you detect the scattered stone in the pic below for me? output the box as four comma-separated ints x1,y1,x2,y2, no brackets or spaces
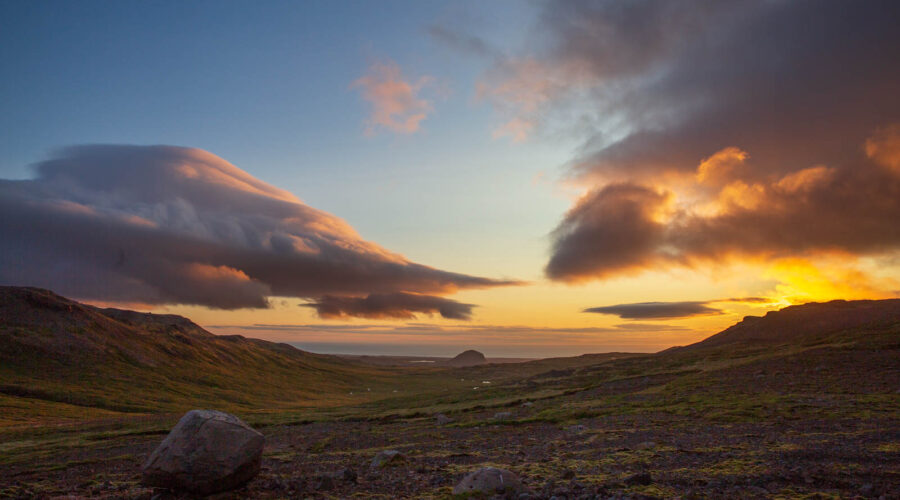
314,475,334,491
494,411,513,420
541,480,556,497
141,409,264,496
624,472,653,486
567,424,587,434
287,477,305,491
341,467,358,483
371,449,405,468
453,467,528,496
634,441,657,450
747,486,769,496
522,401,534,407
435,413,455,425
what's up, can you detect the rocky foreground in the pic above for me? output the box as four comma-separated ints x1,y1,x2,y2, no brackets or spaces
2,392,899,499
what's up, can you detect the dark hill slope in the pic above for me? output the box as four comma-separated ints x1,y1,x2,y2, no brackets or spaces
445,349,486,367
0,287,389,417
513,299,900,400
676,299,900,351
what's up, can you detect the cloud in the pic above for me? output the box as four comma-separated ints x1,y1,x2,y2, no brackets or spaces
546,183,671,280
304,292,474,320
584,301,722,320
488,0,900,282
584,296,773,320
427,25,496,59
352,60,433,135
711,297,769,304
547,141,900,281
0,145,517,315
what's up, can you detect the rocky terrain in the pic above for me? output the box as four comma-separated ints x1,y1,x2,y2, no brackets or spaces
1,289,899,498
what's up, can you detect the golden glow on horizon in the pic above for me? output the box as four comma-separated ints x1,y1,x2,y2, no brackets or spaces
138,248,900,357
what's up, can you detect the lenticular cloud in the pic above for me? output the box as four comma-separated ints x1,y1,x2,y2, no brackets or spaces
0,145,514,316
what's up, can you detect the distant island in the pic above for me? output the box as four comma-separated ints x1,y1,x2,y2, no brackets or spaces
444,349,486,367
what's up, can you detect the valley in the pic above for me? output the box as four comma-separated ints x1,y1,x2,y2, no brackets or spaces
1,288,899,498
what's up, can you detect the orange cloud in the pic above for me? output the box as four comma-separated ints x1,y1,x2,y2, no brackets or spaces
547,129,900,283
865,123,900,173
696,147,748,184
352,60,433,135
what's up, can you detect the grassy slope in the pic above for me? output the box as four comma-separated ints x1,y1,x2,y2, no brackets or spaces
0,287,419,426
332,299,900,425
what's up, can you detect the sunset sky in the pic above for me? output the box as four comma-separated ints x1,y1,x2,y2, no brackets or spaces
2,0,899,357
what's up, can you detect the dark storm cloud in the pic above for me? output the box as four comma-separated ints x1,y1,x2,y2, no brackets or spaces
584,301,722,320
480,0,900,281
0,145,517,313
546,183,669,280
304,293,474,320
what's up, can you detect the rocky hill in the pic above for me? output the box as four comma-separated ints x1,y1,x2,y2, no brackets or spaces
444,349,486,367
674,298,900,351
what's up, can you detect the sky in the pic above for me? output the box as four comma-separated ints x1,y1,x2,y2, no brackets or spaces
2,0,899,357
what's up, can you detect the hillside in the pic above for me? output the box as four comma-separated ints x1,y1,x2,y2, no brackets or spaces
0,286,395,424
678,298,900,351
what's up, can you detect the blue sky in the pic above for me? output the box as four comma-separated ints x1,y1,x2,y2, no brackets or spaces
0,0,568,279
3,1,898,357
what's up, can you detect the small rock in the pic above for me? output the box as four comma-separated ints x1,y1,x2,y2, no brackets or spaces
542,480,556,496
567,424,587,434
634,441,657,450
522,402,534,407
314,475,334,491
747,486,769,495
436,413,455,425
288,477,305,490
341,467,358,483
453,467,528,496
624,472,653,486
141,409,264,496
371,449,405,468
494,411,513,420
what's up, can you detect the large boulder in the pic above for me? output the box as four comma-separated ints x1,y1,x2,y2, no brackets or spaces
453,467,528,497
141,409,264,495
